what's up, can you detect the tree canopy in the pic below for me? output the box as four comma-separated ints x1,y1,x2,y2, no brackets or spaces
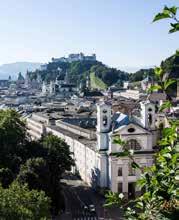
0,109,74,216
0,182,50,220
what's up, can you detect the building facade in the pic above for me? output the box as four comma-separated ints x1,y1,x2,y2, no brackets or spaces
51,53,96,63
26,100,158,198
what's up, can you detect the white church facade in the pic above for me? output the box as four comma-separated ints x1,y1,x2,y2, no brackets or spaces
41,72,77,97
26,100,159,198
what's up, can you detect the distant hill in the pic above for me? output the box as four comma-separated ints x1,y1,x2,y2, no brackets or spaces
118,66,153,73
129,68,155,82
0,62,42,79
28,60,129,87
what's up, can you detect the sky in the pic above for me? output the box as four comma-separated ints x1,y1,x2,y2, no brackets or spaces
0,0,178,71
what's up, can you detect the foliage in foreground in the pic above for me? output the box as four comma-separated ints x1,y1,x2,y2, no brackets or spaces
17,135,74,214
0,109,74,216
105,62,179,220
105,5,179,219
0,182,50,220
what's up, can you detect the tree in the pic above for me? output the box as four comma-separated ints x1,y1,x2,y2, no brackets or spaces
0,109,26,172
105,4,179,220
0,181,50,220
18,134,74,215
17,158,51,193
0,168,13,188
42,134,74,181
0,109,26,146
42,134,74,214
129,68,155,82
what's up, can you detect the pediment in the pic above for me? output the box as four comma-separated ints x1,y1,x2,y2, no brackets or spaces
113,122,151,136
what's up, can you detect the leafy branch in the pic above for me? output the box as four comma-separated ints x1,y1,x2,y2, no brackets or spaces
153,6,179,33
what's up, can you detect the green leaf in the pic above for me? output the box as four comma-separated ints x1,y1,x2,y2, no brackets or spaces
136,201,144,209
137,178,146,188
154,67,163,78
153,6,178,22
153,12,171,22
164,79,176,90
164,6,178,16
163,153,172,159
169,23,179,33
131,161,140,169
159,101,172,112
148,84,162,92
113,137,125,146
168,6,178,15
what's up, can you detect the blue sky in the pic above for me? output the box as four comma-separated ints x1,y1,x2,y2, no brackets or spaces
0,0,178,70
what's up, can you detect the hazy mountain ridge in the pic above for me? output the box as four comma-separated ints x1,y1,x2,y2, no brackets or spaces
0,62,42,79
118,66,154,73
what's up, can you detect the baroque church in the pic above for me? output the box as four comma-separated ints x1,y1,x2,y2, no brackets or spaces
27,99,159,199
93,101,157,198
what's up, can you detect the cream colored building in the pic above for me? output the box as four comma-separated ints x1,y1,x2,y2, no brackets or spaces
26,100,158,198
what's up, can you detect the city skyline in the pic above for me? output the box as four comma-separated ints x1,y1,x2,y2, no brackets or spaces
0,0,178,71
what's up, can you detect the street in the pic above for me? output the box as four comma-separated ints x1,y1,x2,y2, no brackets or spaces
60,174,122,220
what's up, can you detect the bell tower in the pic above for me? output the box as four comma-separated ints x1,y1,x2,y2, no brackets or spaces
140,101,156,130
97,102,111,133
96,102,111,188
49,81,56,95
96,102,111,150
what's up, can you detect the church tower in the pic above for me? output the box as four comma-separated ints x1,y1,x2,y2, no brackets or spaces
140,101,156,130
96,102,111,188
96,102,111,150
25,70,31,88
49,81,56,95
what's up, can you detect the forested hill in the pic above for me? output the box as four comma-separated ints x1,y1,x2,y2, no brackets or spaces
129,53,179,82
129,68,155,82
28,60,129,87
161,54,179,97
161,54,179,78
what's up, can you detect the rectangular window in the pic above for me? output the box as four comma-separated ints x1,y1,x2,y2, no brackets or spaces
118,167,122,176
118,183,122,193
128,182,136,199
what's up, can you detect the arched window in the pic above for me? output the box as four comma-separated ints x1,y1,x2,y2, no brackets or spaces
103,115,108,126
125,139,141,150
148,113,152,125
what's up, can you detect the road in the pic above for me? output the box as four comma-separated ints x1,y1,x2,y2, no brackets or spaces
60,174,122,220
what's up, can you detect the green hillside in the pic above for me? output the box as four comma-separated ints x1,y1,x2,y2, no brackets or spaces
161,53,179,97
90,72,107,90
28,60,129,87
161,54,179,78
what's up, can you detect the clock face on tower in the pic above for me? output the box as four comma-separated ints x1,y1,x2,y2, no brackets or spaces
103,109,107,114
